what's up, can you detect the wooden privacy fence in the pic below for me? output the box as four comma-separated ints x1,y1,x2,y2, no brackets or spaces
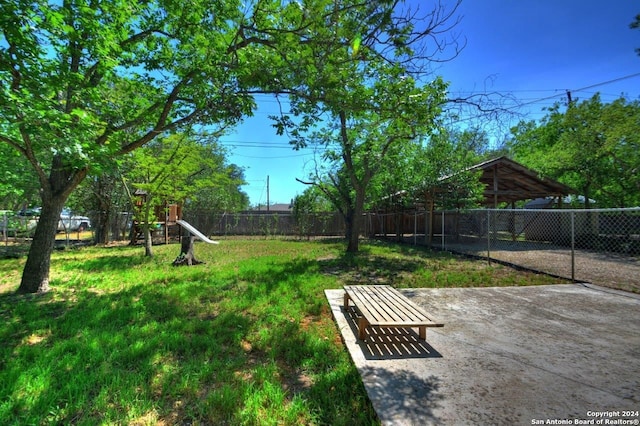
0,210,345,244
183,211,346,238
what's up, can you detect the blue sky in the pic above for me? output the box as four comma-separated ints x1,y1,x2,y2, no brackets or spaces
220,1,640,208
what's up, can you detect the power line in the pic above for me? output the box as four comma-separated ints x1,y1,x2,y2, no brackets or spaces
221,143,295,149
508,72,640,109
215,72,640,155
233,153,311,159
445,72,640,127
572,72,640,92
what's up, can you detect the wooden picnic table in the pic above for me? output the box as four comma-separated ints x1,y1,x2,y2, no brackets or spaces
343,285,443,341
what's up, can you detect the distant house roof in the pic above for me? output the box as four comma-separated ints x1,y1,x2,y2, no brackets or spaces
465,157,575,206
252,203,293,212
269,203,293,211
525,195,595,209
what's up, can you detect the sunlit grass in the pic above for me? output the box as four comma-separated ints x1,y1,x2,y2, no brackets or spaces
0,238,567,425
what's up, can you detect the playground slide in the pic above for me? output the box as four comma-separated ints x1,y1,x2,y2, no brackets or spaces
176,220,219,244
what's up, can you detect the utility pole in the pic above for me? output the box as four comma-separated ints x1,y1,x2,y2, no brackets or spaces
266,175,270,211
566,90,574,107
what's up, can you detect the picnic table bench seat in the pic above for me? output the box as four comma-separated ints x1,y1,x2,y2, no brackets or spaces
343,285,443,341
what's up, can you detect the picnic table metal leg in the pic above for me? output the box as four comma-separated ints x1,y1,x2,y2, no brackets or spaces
418,326,426,340
343,292,350,308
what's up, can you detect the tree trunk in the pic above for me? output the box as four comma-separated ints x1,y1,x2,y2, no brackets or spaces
173,236,203,266
346,219,359,252
583,186,592,210
17,199,66,294
94,208,111,245
345,211,354,249
347,209,365,252
346,186,367,252
16,153,87,293
143,225,153,257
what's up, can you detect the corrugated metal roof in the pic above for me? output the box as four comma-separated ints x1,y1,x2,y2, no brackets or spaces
438,156,575,206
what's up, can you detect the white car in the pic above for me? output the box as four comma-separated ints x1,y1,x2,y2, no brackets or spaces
58,209,91,232
4,207,90,234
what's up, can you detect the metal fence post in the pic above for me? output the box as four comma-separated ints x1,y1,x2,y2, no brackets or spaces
441,210,445,250
2,212,6,245
414,210,417,246
571,210,575,281
487,209,491,265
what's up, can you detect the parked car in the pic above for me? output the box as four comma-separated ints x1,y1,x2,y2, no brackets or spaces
3,207,91,235
58,209,91,232
5,208,39,237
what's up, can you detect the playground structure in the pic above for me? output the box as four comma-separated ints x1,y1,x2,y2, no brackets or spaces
176,220,218,244
131,190,184,244
130,192,218,265
130,192,216,246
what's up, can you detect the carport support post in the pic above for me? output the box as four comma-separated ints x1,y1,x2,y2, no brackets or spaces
413,210,417,246
487,209,491,265
571,211,575,281
441,210,445,250
427,198,434,246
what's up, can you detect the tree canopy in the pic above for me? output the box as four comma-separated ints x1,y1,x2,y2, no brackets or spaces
1,0,261,292
508,94,640,208
270,2,466,252
0,143,39,210
2,0,473,291
124,132,244,256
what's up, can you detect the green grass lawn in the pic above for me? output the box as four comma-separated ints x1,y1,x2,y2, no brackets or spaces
0,238,568,425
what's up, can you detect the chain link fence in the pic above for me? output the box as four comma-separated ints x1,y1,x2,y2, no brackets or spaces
366,208,640,292
1,210,97,247
1,210,42,245
4,205,638,292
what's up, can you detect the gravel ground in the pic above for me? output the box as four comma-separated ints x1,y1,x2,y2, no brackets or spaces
396,237,640,293
485,246,640,292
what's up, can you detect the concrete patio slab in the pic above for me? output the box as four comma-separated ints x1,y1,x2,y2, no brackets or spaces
325,284,640,426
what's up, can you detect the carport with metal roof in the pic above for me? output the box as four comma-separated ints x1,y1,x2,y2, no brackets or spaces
466,156,575,208
367,157,577,245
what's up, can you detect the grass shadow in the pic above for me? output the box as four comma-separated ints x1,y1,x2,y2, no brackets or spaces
1,255,377,424
0,284,257,424
316,247,434,287
0,245,31,260
54,247,152,272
